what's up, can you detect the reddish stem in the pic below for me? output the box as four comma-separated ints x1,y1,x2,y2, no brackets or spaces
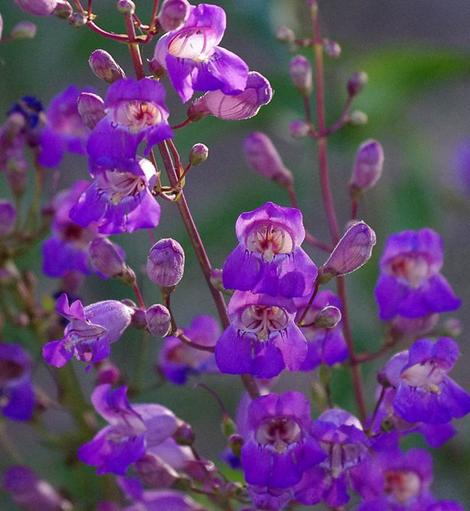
171,118,193,130
177,331,215,353
132,282,146,309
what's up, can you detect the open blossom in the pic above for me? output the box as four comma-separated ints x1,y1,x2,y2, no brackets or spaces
38,85,92,168
0,343,35,421
295,408,370,508
78,385,179,475
70,125,160,234
241,392,325,490
215,291,308,378
188,71,272,121
158,315,219,384
295,290,348,370
154,3,249,102
43,294,134,367
375,228,460,321
42,181,100,278
223,202,318,298
380,338,470,424
89,78,172,155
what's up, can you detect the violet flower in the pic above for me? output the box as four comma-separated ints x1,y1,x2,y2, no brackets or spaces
215,291,308,378
0,343,35,421
154,3,249,102
38,85,92,168
42,180,100,278
375,229,460,321
43,294,134,367
158,315,219,384
295,290,349,370
78,384,179,475
240,392,325,489
223,202,318,298
381,338,470,424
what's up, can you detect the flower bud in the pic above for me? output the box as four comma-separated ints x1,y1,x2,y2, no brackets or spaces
228,434,244,458
289,55,312,96
116,0,135,14
222,415,236,437
0,14,3,41
69,11,87,27
210,268,224,291
159,0,190,32
189,143,209,166
10,21,37,40
321,221,376,280
77,92,106,130
243,132,293,187
289,119,310,139
146,304,172,337
347,71,368,97
276,25,295,44
96,360,121,385
0,200,16,237
391,315,438,338
442,318,462,337
15,0,58,16
88,49,126,84
323,39,341,58
53,1,73,19
174,421,195,445
313,305,342,329
350,139,384,194
136,454,179,488
89,237,129,279
147,238,185,288
349,110,368,126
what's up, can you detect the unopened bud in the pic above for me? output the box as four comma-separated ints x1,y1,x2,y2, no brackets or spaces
347,71,368,97
174,422,195,446
313,305,341,329
189,143,209,166
323,39,341,59
243,132,293,187
443,318,462,337
210,268,224,291
89,49,126,84
53,0,72,18
147,238,185,288
0,201,16,237
77,92,106,129
116,0,135,14
146,304,172,337
289,55,312,96
228,434,244,458
15,0,58,16
136,454,179,488
350,139,384,194
321,221,376,280
10,21,37,39
349,110,368,126
89,237,129,279
69,11,87,27
289,119,310,139
159,0,190,32
276,25,295,44
221,415,236,437
96,360,121,385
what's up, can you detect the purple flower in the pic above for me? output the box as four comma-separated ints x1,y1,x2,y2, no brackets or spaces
381,338,470,424
42,181,100,278
452,140,470,195
70,127,161,234
15,0,58,16
43,294,134,367
247,486,293,511
215,291,308,378
158,315,219,385
295,408,370,507
295,290,349,370
3,465,72,511
241,392,325,489
375,229,460,321
78,384,178,475
90,78,172,154
351,447,434,510
0,200,16,237
188,71,272,121
38,85,92,168
0,343,35,421
223,202,318,298
154,3,249,102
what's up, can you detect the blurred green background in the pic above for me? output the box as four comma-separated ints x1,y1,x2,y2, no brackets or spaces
1,0,470,509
